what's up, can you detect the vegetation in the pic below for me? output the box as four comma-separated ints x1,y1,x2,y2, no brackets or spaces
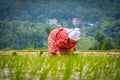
0,54,120,80
0,0,120,50
0,1,119,79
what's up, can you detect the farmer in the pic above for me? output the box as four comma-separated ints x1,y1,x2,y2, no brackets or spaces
48,27,80,55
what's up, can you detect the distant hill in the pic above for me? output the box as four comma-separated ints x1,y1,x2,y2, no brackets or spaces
0,0,120,50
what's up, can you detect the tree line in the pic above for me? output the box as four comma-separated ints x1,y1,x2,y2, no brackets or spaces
0,0,120,50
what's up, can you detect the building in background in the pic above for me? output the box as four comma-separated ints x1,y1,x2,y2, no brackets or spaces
45,19,61,27
72,18,80,26
46,19,57,26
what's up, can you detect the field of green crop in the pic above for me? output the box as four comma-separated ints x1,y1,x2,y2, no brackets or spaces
0,53,120,80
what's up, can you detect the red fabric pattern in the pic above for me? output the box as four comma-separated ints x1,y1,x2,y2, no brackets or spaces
48,27,78,54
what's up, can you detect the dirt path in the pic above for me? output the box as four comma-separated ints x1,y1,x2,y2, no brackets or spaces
0,50,120,56
75,51,120,55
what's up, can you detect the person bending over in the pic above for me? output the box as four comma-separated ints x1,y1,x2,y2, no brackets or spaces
48,27,80,55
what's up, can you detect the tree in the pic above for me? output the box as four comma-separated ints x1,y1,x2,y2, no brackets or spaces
77,37,99,50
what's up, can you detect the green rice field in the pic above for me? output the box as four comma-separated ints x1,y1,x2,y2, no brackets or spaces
0,51,120,80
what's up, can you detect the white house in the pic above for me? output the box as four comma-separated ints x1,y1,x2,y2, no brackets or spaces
46,19,58,26
72,18,80,26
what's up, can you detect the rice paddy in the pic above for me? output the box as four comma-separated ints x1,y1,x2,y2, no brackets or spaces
0,51,120,80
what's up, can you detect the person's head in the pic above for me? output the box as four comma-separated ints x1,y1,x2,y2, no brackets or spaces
67,28,80,41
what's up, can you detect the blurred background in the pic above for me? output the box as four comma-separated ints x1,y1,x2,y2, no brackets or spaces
0,0,120,50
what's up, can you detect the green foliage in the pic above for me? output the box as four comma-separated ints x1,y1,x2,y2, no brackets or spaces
100,38,107,50
33,41,37,50
39,49,48,56
94,32,105,44
0,0,120,50
0,21,48,49
0,0,120,23
103,20,120,49
11,52,17,55
45,25,55,35
23,48,35,52
94,31,114,50
0,54,120,80
1,48,10,51
96,19,120,49
77,37,99,50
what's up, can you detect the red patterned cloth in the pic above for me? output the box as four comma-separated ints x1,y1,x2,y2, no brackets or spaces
48,27,78,54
